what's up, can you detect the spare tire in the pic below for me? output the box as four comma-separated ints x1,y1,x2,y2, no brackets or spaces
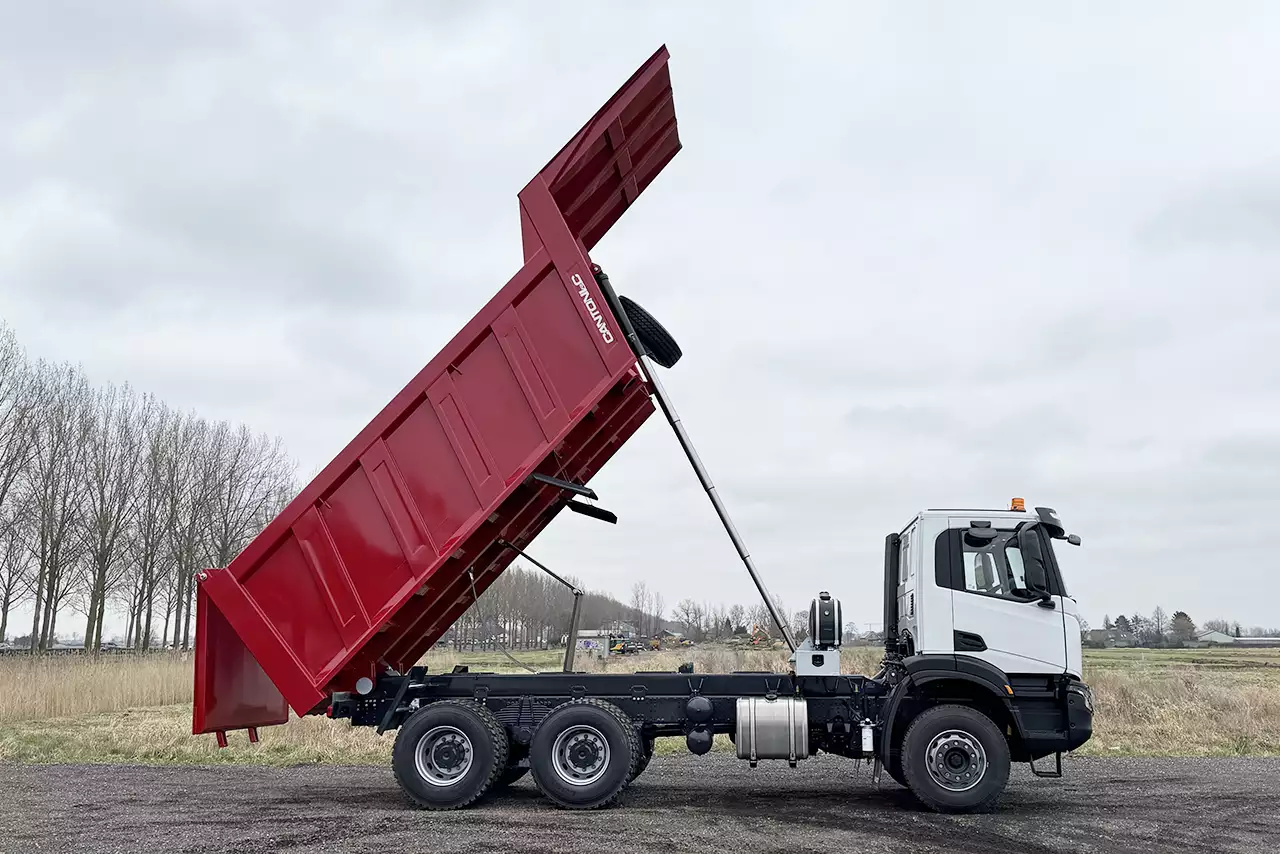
617,295,682,369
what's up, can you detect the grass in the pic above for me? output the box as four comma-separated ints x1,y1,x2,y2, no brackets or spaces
2,645,1278,765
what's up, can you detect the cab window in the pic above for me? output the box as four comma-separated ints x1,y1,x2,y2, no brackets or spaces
960,530,1035,601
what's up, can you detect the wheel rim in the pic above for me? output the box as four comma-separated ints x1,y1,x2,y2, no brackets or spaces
414,725,474,787
924,729,987,792
551,724,611,787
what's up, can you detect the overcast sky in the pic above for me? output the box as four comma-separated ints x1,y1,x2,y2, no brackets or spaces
2,2,1278,639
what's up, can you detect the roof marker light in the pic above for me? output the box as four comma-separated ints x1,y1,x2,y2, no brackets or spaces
1010,498,1026,512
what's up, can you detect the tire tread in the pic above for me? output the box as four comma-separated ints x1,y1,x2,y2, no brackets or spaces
392,699,509,811
618,295,682,368
900,703,1010,814
531,698,638,810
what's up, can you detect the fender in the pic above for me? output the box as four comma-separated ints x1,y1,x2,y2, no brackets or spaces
878,654,1026,765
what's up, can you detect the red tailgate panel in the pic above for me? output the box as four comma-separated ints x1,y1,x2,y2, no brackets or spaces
194,46,680,732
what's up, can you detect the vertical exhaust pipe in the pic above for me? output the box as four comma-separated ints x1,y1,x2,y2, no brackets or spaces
883,533,901,656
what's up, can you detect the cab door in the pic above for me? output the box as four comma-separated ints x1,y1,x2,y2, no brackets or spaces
945,517,1068,675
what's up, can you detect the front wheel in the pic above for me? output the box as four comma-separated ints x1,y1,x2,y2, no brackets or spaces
886,749,907,787
900,704,1010,813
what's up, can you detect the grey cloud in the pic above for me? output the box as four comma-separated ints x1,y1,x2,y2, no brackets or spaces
1137,177,1280,252
3,2,1280,635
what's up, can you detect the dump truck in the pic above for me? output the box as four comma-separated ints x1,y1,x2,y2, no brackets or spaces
192,45,1094,814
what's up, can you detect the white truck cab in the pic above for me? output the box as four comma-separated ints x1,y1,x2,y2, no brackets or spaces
891,499,1084,680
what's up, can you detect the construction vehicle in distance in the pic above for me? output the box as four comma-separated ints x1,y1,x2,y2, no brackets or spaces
191,45,1093,815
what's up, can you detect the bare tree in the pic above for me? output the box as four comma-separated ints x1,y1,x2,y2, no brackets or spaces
27,361,92,650
1152,606,1168,643
630,581,648,636
651,591,664,634
0,509,33,642
728,604,745,632
126,404,175,649
78,384,152,651
204,425,294,570
711,603,729,640
747,602,771,632
790,610,808,643
0,324,36,643
0,323,37,518
165,414,221,650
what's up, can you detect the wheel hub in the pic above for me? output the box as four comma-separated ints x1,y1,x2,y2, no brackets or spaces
570,739,602,770
925,729,987,792
415,726,475,787
552,725,611,787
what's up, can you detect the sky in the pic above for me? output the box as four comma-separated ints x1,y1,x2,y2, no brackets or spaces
2,1,1279,640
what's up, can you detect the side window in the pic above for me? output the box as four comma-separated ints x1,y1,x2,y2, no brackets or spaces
959,529,1035,602
900,535,911,584
1005,545,1028,591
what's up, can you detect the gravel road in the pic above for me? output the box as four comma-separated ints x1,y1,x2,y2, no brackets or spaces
1,755,1275,854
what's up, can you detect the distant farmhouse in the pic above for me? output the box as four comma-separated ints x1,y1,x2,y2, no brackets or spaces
1085,626,1280,649
1190,630,1280,648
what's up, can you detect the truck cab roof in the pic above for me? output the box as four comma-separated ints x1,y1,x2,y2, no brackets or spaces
908,503,1065,535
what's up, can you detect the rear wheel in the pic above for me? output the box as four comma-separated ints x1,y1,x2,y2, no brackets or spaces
628,735,656,782
493,743,530,789
494,764,529,788
392,700,509,810
529,699,639,809
900,704,1010,813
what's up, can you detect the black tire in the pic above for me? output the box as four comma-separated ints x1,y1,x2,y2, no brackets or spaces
494,765,529,788
628,735,656,783
886,749,907,787
618,295,682,369
529,699,639,809
493,742,530,789
392,700,509,810
900,704,1010,813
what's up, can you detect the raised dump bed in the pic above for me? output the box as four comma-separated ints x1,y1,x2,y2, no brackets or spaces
193,46,681,739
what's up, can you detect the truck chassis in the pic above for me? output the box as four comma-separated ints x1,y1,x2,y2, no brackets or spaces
331,650,1093,812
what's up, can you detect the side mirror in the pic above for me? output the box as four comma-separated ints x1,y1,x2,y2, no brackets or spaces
1067,533,1082,546
1018,526,1051,600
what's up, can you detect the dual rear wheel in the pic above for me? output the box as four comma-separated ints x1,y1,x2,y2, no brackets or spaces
392,698,643,811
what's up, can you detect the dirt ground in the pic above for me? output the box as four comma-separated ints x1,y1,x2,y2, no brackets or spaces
1,754,1275,854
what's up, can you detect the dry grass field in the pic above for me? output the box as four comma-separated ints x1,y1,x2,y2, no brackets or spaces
1,645,1278,765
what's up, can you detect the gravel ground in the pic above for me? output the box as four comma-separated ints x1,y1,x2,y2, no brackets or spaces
1,755,1276,854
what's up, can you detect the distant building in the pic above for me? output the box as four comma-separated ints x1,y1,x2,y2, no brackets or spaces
1194,629,1236,646
1086,629,1110,646
1235,637,1280,648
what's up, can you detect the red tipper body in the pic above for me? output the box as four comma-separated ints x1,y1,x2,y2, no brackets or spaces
192,46,681,736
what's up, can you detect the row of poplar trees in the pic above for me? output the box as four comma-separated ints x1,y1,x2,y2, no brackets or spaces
0,323,296,651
